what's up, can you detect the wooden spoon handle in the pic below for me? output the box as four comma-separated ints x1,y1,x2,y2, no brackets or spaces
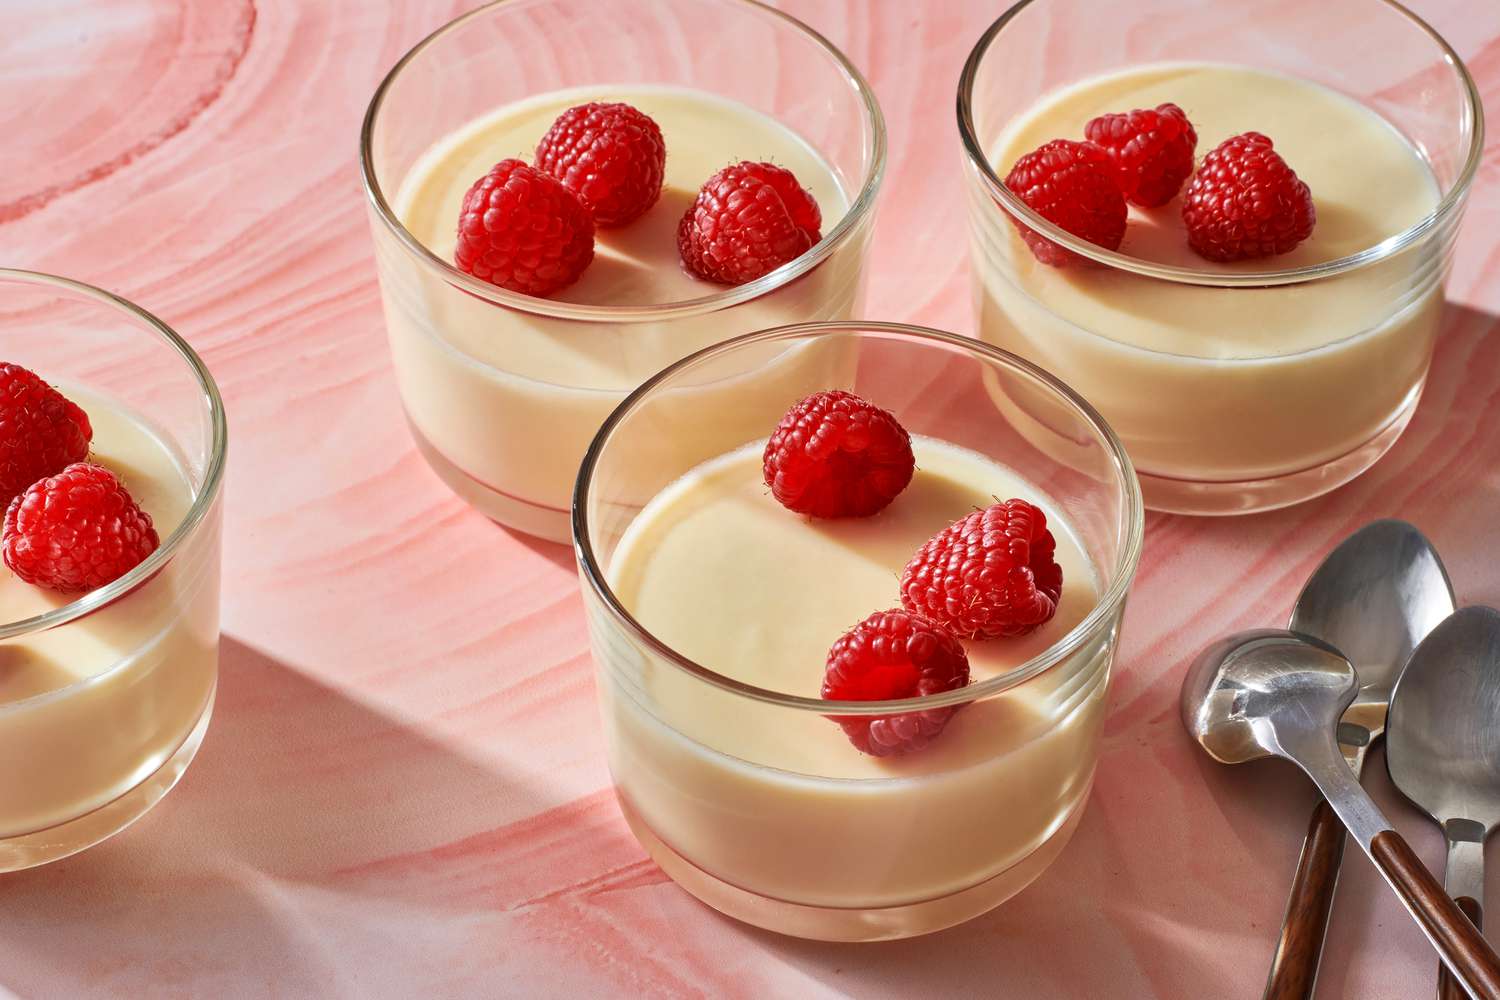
1442,897,1486,1000
1264,798,1348,1000
1371,831,1500,1000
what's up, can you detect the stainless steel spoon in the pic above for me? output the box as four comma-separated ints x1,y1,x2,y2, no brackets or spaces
1266,520,1456,999
1182,629,1500,999
1389,606,1500,1000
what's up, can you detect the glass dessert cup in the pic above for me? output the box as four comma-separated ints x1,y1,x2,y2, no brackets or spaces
0,270,226,872
574,321,1143,941
958,0,1483,515
362,0,885,543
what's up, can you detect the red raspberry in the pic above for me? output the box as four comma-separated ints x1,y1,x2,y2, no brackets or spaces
763,390,914,519
1003,139,1127,266
1084,102,1197,208
900,499,1063,640
0,363,92,504
454,159,595,296
535,102,666,227
1181,132,1315,262
3,462,158,593
822,609,972,757
678,161,822,285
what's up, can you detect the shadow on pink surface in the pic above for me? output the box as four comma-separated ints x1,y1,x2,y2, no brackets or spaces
507,526,577,573
0,638,638,996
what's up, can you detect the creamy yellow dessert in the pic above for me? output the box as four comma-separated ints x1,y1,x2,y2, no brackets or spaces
974,63,1443,488
598,436,1110,914
378,85,867,539
0,389,218,840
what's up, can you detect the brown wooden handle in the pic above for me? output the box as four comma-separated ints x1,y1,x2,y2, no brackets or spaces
1264,799,1348,1000
1371,831,1500,1000
1442,897,1486,1000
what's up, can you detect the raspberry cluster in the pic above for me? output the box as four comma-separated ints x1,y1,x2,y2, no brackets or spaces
1003,101,1314,265
0,364,157,593
760,391,1064,757
454,101,823,295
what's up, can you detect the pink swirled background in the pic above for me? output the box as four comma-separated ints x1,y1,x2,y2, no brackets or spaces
1,1,1498,996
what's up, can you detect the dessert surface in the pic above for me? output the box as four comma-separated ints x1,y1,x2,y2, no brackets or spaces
994,62,1438,272
989,61,1441,357
396,84,850,309
607,435,1099,778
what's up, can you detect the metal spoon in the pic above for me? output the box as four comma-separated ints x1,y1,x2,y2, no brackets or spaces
1266,520,1456,999
1389,606,1500,1000
1181,629,1500,999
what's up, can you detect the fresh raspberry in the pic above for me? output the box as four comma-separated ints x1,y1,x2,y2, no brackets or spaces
454,159,595,296
763,390,914,518
535,102,666,227
1181,132,1315,262
1003,139,1127,266
1084,102,1197,208
3,462,158,593
678,161,822,285
900,499,1063,640
822,609,972,757
0,363,92,504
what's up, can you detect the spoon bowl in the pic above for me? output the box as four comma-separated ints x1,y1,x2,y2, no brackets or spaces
1291,518,1457,713
1388,606,1500,833
1182,629,1357,766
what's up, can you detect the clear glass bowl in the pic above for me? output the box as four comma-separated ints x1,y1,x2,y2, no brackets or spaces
958,0,1483,515
362,0,885,542
574,321,1143,940
0,269,226,871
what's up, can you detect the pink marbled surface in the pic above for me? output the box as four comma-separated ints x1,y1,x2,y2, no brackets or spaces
0,1,1498,996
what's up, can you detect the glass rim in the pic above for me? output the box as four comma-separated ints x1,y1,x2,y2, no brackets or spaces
0,268,228,642
955,0,1486,287
572,320,1146,715
359,0,888,323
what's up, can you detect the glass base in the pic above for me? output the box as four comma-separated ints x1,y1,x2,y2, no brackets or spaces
616,785,1091,942
1139,387,1421,516
0,686,214,872
406,417,570,544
